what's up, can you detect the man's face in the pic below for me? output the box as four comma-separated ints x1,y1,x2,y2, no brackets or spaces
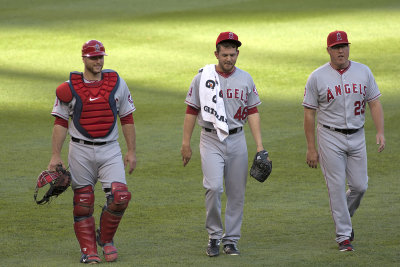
327,44,350,69
83,55,104,75
215,46,239,73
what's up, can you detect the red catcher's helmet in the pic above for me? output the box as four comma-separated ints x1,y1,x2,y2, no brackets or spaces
82,40,107,57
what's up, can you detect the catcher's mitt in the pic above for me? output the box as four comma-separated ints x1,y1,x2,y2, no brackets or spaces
34,164,71,205
250,150,272,182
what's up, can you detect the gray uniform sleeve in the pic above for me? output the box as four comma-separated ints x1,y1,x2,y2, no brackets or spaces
117,77,136,117
185,73,201,109
51,96,71,120
302,72,319,109
247,77,261,109
365,67,381,102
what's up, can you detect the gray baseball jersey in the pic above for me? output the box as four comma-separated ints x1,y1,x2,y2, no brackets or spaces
51,71,135,189
303,61,381,128
185,66,261,129
185,65,261,244
302,60,381,243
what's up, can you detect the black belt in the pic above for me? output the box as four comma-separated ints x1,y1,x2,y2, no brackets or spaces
322,125,361,135
71,137,107,146
204,127,242,135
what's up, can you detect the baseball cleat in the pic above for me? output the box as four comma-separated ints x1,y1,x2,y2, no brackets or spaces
96,229,118,262
223,244,240,255
338,239,354,251
80,253,101,264
206,238,220,257
102,243,118,262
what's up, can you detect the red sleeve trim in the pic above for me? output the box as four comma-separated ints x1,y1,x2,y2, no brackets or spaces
247,107,258,115
120,113,134,125
184,100,200,109
302,102,318,109
54,116,68,128
186,105,199,115
247,101,261,109
367,93,381,103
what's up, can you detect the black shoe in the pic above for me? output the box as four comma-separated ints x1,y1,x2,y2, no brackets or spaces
350,229,354,241
223,244,240,255
206,239,220,257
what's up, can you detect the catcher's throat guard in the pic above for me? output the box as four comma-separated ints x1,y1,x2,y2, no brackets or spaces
34,164,71,205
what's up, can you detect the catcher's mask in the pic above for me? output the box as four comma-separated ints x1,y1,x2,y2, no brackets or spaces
34,164,71,205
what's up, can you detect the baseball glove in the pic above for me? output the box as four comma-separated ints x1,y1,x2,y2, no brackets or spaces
250,150,272,182
34,164,71,205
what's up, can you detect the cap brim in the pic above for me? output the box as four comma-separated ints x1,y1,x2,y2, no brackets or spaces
217,39,242,47
83,52,108,57
328,42,350,47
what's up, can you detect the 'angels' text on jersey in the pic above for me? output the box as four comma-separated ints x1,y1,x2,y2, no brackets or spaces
326,83,367,102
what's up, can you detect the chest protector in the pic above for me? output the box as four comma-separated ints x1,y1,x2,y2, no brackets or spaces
68,70,119,139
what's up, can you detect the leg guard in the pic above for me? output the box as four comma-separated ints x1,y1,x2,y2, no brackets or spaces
97,182,131,262
73,186,100,264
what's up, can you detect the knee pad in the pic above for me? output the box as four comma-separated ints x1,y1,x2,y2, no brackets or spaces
73,185,95,221
105,182,131,215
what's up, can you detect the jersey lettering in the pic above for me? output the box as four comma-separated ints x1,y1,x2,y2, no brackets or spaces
344,84,351,94
225,88,248,103
327,89,334,102
335,85,342,95
326,83,367,102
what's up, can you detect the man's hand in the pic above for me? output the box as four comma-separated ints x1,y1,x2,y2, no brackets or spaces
48,155,64,172
306,148,319,168
124,151,136,174
376,133,385,152
181,144,192,167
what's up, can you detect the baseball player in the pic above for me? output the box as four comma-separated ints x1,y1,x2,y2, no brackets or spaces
181,32,269,257
303,31,385,251
47,40,136,264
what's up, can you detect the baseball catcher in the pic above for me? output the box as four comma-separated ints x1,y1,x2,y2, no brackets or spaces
34,163,71,205
250,150,272,182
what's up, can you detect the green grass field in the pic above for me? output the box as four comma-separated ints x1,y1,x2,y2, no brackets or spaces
1,0,399,266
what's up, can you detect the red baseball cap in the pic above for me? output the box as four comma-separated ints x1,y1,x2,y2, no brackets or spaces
327,31,350,47
216,32,242,47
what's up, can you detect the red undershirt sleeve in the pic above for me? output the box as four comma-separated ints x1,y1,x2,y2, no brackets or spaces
247,107,258,115
186,105,199,115
120,113,134,125
54,116,69,128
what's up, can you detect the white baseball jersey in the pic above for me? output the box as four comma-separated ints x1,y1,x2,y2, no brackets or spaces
185,66,261,129
302,61,381,129
51,75,135,142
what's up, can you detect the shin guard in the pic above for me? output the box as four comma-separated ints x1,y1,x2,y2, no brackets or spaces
97,182,131,262
74,217,101,263
73,186,100,263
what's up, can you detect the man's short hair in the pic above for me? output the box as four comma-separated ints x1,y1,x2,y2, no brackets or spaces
216,40,239,52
